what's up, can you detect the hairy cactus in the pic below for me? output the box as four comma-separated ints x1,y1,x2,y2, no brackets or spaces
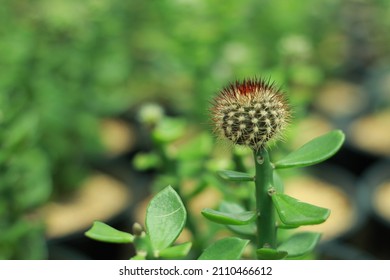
210,78,290,150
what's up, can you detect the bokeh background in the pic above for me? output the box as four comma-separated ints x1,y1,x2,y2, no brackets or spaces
1,0,389,260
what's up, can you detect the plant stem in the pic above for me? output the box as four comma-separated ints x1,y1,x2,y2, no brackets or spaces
253,148,276,254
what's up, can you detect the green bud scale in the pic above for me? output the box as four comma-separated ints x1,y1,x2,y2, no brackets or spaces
210,78,290,150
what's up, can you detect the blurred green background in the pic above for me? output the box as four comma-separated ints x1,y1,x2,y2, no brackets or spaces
1,0,390,259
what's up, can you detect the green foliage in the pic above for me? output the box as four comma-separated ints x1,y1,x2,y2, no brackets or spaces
85,186,191,260
175,132,214,161
0,95,52,259
152,118,187,144
217,170,253,182
211,130,344,259
85,221,134,243
256,248,288,260
0,0,356,259
219,202,256,236
158,242,192,259
146,186,187,251
277,232,321,258
201,208,256,225
0,219,47,260
132,152,161,171
275,130,345,169
132,105,229,258
198,237,249,260
1,0,149,258
272,193,331,226
86,129,344,260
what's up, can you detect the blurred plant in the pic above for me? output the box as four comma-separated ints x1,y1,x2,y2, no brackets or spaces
0,93,51,259
0,1,138,259
86,186,191,260
85,78,345,259
132,102,226,256
3,0,387,261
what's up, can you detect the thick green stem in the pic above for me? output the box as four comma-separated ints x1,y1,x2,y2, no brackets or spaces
253,148,276,253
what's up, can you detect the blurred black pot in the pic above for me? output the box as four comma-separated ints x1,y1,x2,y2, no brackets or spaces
357,159,390,259
309,77,389,176
317,240,375,260
44,165,153,260
282,163,368,247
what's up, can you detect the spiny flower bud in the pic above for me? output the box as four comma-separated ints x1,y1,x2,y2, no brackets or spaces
210,78,290,150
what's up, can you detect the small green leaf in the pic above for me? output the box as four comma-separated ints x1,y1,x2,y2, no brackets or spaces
275,130,345,169
146,186,186,251
158,242,192,259
256,248,288,260
198,237,249,260
272,193,330,226
85,221,134,243
201,208,256,225
219,202,256,235
217,170,253,181
226,223,256,236
277,222,299,229
278,232,321,257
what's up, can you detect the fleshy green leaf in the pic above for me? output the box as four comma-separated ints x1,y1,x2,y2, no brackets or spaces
198,237,249,260
275,130,345,169
146,186,186,251
226,224,256,236
85,221,134,243
277,222,299,229
219,202,256,236
201,208,256,225
271,193,330,226
256,248,288,260
217,170,253,181
278,232,321,257
158,242,192,259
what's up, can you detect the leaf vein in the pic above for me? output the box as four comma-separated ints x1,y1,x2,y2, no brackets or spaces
154,207,182,218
